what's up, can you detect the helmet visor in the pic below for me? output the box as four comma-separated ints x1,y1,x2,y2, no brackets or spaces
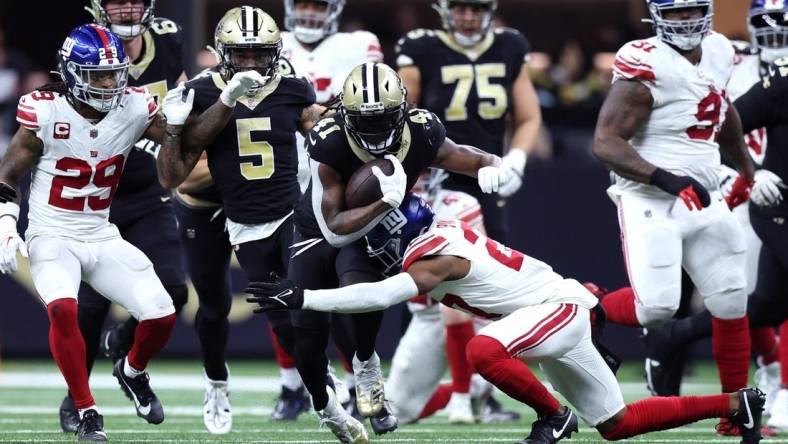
345,107,406,151
226,45,279,77
70,62,129,112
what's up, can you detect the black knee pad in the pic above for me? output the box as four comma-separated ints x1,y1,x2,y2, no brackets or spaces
166,285,189,314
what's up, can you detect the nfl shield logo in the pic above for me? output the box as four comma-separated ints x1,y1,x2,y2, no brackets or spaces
90,129,98,138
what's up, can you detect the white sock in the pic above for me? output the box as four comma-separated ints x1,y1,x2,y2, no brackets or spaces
78,405,99,420
344,372,355,389
280,367,303,391
124,357,144,378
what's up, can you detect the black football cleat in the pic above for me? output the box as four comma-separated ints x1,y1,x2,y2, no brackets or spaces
481,395,521,423
113,359,164,424
518,406,578,444
59,394,80,433
641,328,685,396
271,386,311,421
76,409,107,442
100,323,130,361
369,400,398,435
727,388,766,444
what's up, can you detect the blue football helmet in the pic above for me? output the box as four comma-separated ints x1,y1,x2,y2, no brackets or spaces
645,0,714,51
58,24,129,113
749,0,788,63
366,193,435,276
284,0,345,44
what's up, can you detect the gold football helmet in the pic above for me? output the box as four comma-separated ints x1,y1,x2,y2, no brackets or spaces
214,6,282,82
433,0,497,47
341,62,407,154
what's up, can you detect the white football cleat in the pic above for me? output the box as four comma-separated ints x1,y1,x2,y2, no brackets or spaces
755,360,781,415
203,373,232,435
768,388,788,430
328,363,351,406
447,392,475,424
318,386,369,444
352,353,385,417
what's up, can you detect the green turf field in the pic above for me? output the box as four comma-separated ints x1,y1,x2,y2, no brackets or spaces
0,359,782,443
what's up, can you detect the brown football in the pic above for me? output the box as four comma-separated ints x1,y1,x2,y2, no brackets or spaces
344,157,394,209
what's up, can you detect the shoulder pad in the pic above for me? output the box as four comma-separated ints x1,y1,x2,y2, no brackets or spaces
396,28,439,62
149,17,182,38
730,40,755,56
17,91,59,131
613,40,658,84
402,227,452,271
277,57,297,77
306,116,345,161
407,108,446,147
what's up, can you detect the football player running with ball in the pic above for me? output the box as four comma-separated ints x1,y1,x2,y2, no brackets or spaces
156,6,321,433
0,24,179,441
248,194,767,444
58,0,190,432
591,1,758,432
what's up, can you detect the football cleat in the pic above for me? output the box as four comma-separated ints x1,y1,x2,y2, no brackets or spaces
329,364,351,406
369,400,398,435
768,388,788,430
447,392,475,424
754,361,781,416
480,395,521,424
518,406,578,444
203,374,232,434
99,323,130,361
345,387,363,420
719,388,767,443
318,386,370,444
352,353,386,417
642,327,685,397
76,409,107,442
112,359,164,424
59,394,80,433
271,385,311,421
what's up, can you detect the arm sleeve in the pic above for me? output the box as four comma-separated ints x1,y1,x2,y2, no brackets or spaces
303,273,420,313
309,160,389,247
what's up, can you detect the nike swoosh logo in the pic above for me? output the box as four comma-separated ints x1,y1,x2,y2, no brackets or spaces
553,412,574,439
160,196,171,203
138,403,151,416
119,372,151,416
742,393,754,429
270,289,293,307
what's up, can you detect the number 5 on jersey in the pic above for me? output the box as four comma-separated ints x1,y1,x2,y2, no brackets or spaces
237,117,275,180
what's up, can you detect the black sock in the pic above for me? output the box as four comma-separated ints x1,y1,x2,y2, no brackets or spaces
330,313,356,365
78,302,111,374
294,326,331,410
668,310,713,349
196,308,229,381
350,311,384,361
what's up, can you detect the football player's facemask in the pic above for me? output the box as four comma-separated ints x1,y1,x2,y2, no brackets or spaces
434,0,497,47
284,0,345,44
749,0,788,63
341,62,407,155
59,24,129,113
88,0,155,40
366,193,435,276
214,6,282,95
645,0,713,51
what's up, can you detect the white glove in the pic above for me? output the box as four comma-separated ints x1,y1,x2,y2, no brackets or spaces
478,166,502,193
751,169,787,207
717,164,738,197
0,213,27,274
372,154,407,208
220,71,268,107
162,82,195,126
497,149,527,198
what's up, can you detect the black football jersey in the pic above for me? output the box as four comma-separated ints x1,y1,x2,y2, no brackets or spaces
115,18,186,203
294,109,446,238
735,59,788,216
396,28,528,185
186,72,316,224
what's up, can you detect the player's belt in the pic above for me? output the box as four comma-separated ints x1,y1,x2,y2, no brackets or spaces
175,190,222,209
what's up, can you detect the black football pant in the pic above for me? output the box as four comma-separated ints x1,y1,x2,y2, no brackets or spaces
232,216,298,364
174,200,233,381
289,230,384,410
443,177,509,243
76,200,187,376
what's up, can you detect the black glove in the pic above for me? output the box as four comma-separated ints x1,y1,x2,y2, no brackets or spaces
245,272,304,313
649,168,711,211
0,183,18,204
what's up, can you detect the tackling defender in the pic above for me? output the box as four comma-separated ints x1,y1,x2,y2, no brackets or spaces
247,194,767,444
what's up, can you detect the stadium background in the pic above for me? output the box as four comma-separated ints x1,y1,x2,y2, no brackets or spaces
0,0,753,360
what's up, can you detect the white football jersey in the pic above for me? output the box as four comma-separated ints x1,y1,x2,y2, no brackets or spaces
609,33,735,196
17,88,157,241
729,51,767,165
402,219,597,320
281,31,383,104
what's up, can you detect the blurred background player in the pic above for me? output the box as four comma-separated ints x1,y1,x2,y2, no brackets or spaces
592,0,757,435
387,169,519,424
0,24,178,441
59,0,189,433
156,6,321,433
396,0,541,245
277,0,386,417
248,194,767,444
289,61,515,442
